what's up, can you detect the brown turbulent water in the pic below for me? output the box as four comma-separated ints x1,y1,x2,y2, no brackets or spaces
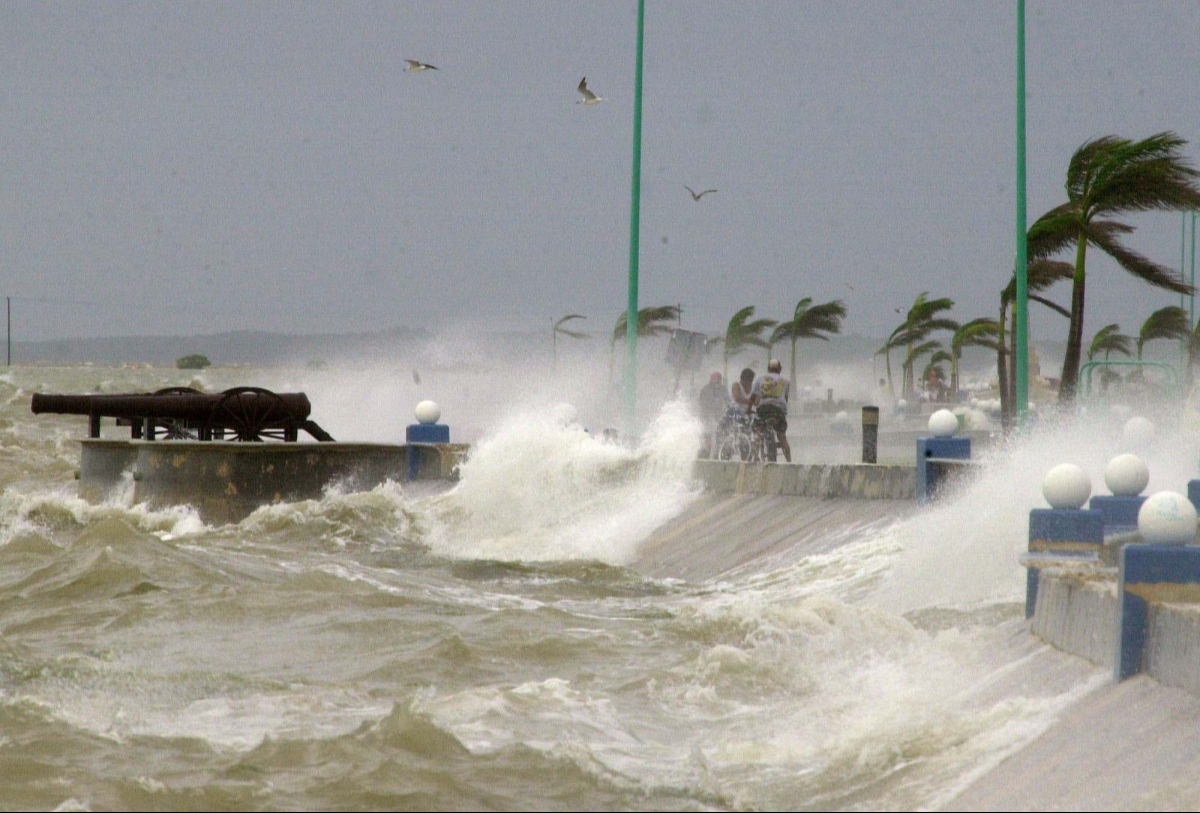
0,364,1098,811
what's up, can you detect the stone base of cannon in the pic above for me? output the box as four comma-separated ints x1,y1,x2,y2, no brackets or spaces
78,439,467,524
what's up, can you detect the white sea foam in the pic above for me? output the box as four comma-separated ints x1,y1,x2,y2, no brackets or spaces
872,405,1200,613
424,399,703,563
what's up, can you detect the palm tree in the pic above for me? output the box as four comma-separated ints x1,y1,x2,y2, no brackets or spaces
769,298,847,385
1136,306,1189,360
1087,323,1133,361
610,305,680,383
1038,132,1200,404
949,318,1000,397
552,314,587,370
885,293,957,397
720,306,777,380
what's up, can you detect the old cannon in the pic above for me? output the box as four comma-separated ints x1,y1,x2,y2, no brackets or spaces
31,387,336,442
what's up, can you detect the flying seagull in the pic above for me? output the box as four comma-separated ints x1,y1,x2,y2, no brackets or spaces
576,77,604,105
684,185,717,201
405,59,438,72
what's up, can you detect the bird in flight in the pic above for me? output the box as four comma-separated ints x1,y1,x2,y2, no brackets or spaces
405,59,438,72
576,77,604,105
684,185,717,201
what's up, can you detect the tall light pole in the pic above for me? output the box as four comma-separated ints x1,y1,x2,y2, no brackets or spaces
1014,0,1029,425
624,0,646,437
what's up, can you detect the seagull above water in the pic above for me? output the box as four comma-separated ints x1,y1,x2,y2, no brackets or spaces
684,185,717,201
405,59,438,72
576,77,604,105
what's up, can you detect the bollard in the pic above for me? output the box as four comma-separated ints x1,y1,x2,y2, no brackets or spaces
406,400,450,481
916,410,970,504
1024,464,1101,617
1025,507,1103,618
861,406,878,464
1188,479,1200,514
1117,496,1200,681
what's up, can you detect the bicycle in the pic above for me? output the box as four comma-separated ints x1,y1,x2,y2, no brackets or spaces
716,410,777,463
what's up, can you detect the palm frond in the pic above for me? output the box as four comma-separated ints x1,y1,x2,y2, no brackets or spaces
554,314,588,340
1088,132,1200,216
1137,306,1190,356
1029,294,1071,319
1087,324,1133,361
1086,225,1193,295
1027,203,1081,261
723,306,777,355
612,305,681,340
951,318,1000,354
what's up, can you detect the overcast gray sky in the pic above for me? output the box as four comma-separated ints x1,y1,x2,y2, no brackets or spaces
3,1,1199,343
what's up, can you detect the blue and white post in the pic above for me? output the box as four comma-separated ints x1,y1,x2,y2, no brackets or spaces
1117,491,1200,681
1025,464,1103,618
406,399,450,482
916,409,970,505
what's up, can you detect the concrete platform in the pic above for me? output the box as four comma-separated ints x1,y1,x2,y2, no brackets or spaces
77,439,466,524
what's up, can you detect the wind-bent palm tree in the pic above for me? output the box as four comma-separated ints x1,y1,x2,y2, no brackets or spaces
949,318,1000,396
1087,323,1133,361
720,306,777,380
884,293,957,397
609,305,680,383
552,314,587,370
1136,306,1190,359
1036,132,1200,404
769,298,847,385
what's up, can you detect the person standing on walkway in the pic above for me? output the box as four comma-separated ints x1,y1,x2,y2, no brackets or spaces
752,359,792,463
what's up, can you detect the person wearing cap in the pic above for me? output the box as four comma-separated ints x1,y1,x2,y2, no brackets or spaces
751,359,792,463
697,371,730,458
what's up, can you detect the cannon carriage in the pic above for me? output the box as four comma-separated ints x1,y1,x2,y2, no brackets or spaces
31,387,336,442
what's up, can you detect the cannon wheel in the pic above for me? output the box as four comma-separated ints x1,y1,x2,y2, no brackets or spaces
148,386,205,439
208,387,298,442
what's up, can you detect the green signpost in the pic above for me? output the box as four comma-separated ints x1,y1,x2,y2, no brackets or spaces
1014,0,1029,425
624,0,646,437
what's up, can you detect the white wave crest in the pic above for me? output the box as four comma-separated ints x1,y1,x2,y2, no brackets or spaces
425,400,703,563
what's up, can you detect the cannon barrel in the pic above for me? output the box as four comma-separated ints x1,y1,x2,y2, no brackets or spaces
31,392,312,422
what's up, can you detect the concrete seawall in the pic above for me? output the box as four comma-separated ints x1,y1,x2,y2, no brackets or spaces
1031,566,1200,697
1030,570,1118,668
693,459,916,500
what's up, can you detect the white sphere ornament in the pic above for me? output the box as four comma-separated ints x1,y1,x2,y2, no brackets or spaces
833,410,850,427
1122,416,1155,450
1104,453,1149,497
414,400,441,425
1138,491,1198,545
1042,463,1091,509
928,409,958,438
897,399,908,411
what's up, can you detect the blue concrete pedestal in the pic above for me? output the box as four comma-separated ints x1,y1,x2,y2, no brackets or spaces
1117,544,1200,681
406,423,450,481
916,436,971,505
1088,495,1147,533
1025,508,1104,618
1188,479,1200,514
